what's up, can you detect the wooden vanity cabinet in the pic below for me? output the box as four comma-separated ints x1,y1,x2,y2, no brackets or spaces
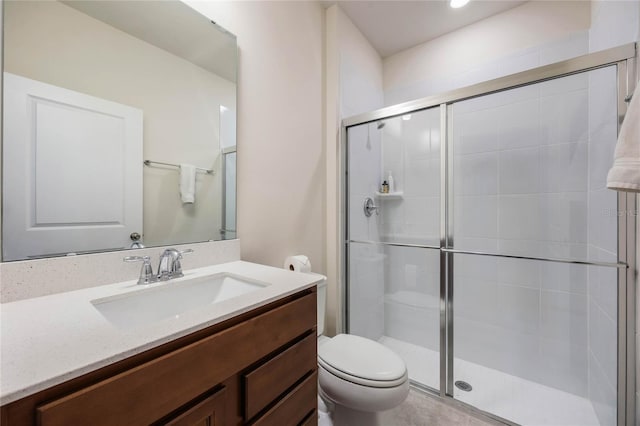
1,288,318,426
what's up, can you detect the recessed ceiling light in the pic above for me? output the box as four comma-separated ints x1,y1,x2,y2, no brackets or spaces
450,0,470,9
402,114,412,121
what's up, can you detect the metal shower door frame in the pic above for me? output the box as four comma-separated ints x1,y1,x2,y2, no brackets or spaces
342,42,638,426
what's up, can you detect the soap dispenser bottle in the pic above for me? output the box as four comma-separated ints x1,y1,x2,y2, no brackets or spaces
388,171,395,193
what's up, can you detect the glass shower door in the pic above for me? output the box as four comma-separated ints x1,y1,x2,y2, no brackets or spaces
449,66,620,426
346,108,442,391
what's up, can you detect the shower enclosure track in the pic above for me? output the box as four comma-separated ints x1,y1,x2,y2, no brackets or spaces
346,240,627,269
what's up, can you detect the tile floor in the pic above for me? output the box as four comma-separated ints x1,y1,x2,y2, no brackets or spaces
380,389,500,426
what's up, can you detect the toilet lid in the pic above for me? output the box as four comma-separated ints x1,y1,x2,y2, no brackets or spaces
318,334,407,388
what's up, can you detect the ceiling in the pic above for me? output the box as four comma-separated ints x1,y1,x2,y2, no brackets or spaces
326,0,527,58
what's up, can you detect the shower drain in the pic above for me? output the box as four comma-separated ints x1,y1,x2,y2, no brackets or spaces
455,380,473,392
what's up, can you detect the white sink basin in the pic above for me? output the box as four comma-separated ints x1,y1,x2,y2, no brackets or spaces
91,273,268,329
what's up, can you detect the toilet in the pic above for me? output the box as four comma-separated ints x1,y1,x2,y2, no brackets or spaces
315,276,410,425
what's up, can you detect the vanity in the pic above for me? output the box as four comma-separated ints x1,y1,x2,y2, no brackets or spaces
1,261,321,426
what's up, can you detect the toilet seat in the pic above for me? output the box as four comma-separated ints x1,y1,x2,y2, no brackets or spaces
318,334,407,388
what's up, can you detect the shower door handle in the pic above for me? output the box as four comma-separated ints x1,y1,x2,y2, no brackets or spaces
363,197,378,217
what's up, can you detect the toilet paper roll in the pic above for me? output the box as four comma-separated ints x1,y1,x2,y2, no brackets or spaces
284,255,311,273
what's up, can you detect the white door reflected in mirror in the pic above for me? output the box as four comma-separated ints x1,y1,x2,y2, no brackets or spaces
2,72,143,261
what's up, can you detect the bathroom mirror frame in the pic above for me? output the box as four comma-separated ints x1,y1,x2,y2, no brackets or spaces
0,0,238,261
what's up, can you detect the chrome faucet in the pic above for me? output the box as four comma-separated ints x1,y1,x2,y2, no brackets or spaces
157,248,193,281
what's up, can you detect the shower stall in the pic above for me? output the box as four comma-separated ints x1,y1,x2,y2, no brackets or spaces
343,44,637,425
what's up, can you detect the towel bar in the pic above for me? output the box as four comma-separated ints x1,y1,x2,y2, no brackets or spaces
143,160,214,174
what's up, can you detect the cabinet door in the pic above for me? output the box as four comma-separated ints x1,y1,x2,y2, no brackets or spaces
164,387,226,426
252,372,317,426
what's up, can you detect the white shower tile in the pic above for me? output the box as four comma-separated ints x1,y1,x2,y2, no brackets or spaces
383,139,404,173
454,152,498,195
588,67,618,131
496,257,540,289
499,147,540,194
539,90,588,145
588,188,618,254
539,31,589,66
540,290,587,345
589,0,640,52
539,192,588,244
491,49,541,78
588,124,617,191
492,326,541,379
455,237,499,253
455,276,499,325
589,300,618,390
495,284,540,335
498,194,541,241
497,99,539,151
404,197,433,226
589,351,617,426
540,262,587,294
349,243,386,341
348,193,369,240
497,239,541,257
380,194,405,220
589,265,618,321
540,142,588,193
404,160,439,197
455,253,498,282
538,337,588,397
454,195,497,239
539,241,588,260
453,109,499,154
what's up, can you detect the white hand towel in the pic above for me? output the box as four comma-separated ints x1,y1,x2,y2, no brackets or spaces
607,84,640,192
179,164,196,204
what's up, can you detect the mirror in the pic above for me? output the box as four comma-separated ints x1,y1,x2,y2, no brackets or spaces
2,0,237,261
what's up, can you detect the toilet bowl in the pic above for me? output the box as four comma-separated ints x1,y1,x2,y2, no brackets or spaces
313,276,410,425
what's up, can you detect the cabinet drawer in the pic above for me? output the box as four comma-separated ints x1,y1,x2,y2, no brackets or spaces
300,410,317,426
36,292,316,426
251,371,317,426
244,332,316,419
163,386,226,426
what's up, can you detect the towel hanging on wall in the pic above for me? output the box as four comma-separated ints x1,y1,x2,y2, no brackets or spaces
179,164,196,204
607,84,640,192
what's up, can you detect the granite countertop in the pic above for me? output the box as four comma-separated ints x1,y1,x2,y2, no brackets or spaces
0,260,323,405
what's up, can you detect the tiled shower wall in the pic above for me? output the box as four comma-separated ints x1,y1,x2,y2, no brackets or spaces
379,108,441,246
448,70,620,399
347,123,384,341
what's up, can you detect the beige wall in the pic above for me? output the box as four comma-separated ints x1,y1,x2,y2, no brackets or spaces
384,1,591,95
4,1,235,249
184,2,326,276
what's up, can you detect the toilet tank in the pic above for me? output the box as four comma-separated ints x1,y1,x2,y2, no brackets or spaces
312,274,327,335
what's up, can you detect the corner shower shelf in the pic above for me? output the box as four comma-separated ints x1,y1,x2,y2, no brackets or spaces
375,191,403,199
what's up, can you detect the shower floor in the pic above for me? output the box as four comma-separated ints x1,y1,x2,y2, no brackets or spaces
379,336,600,426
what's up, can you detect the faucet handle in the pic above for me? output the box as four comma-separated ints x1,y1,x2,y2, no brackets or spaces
124,255,157,285
171,249,194,278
